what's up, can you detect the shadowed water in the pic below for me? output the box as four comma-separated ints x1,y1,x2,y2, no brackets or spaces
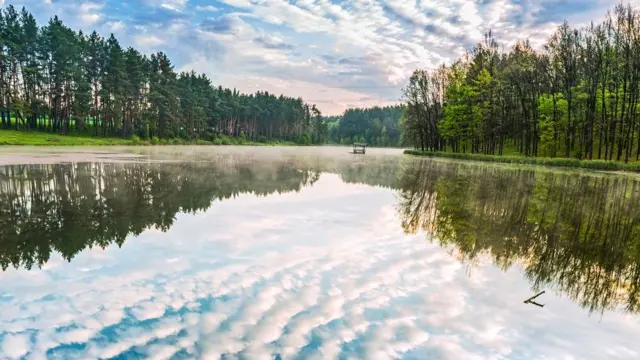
0,146,639,359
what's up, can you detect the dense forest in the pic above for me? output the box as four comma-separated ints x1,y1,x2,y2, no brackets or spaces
0,5,328,144
402,3,640,162
327,105,404,146
397,159,640,315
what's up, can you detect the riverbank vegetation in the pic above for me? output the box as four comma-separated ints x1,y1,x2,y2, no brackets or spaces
0,6,328,145
402,3,640,163
404,149,640,172
0,129,298,146
0,129,136,146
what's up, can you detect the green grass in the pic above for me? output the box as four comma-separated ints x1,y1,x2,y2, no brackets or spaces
249,140,298,146
404,149,640,172
0,130,139,146
0,130,302,147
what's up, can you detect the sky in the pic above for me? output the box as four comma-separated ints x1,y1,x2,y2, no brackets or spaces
1,172,640,359
3,0,637,114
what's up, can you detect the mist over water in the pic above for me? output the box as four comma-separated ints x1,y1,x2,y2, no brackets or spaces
1,146,639,360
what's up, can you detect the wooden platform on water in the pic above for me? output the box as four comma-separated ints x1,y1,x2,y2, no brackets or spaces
352,142,368,154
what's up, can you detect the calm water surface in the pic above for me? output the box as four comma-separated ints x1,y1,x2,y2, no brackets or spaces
1,146,639,359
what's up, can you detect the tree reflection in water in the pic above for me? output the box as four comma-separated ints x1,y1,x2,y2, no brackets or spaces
4,153,640,317
397,159,640,315
0,158,320,271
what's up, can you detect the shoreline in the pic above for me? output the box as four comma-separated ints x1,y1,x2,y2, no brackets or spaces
0,130,297,147
404,149,640,172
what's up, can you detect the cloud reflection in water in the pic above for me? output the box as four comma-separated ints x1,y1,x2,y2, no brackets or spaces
0,155,639,359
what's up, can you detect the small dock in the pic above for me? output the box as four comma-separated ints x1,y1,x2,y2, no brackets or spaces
352,142,368,154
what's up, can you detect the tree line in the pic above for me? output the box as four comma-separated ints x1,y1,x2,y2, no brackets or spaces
402,3,640,162
0,5,328,144
398,159,640,314
327,105,404,146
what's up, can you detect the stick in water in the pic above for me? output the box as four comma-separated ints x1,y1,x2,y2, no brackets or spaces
524,290,546,304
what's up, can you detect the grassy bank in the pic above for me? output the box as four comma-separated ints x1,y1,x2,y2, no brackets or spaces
0,130,298,147
404,149,640,172
0,130,138,146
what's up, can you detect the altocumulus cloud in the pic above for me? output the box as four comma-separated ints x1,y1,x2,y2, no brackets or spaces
1,175,640,359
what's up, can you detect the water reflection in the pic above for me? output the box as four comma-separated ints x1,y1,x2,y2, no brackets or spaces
0,150,402,272
2,150,640,359
3,154,640,318
0,159,321,271
398,160,640,315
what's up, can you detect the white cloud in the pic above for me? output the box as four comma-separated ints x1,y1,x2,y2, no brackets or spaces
133,34,166,48
55,327,96,345
105,20,125,32
144,343,180,360
154,0,188,11
87,328,155,359
95,308,125,327
131,301,167,321
78,2,104,25
80,13,102,25
1,333,30,359
194,5,218,12
217,0,252,8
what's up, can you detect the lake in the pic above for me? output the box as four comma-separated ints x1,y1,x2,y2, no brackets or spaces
1,146,639,360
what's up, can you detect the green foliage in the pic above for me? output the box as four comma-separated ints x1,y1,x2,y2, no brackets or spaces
329,106,404,147
401,5,640,162
298,133,312,145
0,130,136,146
151,136,160,145
0,5,325,145
440,104,467,140
131,135,141,144
537,115,555,157
404,150,640,172
537,93,568,157
238,131,247,145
